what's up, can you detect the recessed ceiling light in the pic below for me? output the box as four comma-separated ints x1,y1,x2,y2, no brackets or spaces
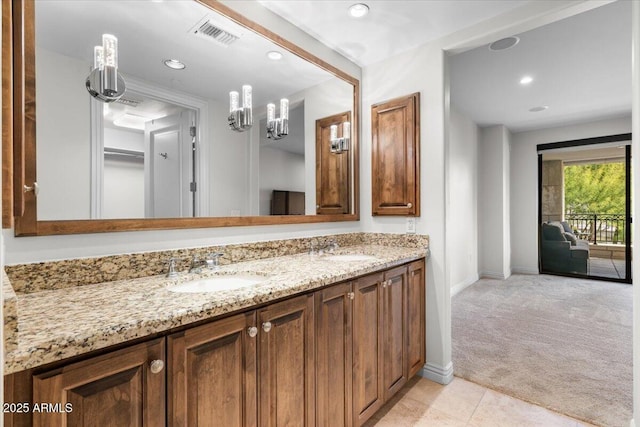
267,51,283,61
529,106,549,113
520,75,533,85
163,59,186,70
349,3,369,18
489,36,520,51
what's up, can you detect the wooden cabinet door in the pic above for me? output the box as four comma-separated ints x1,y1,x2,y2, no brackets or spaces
316,111,351,214
168,311,257,427
315,282,353,427
407,260,426,378
32,338,165,427
382,266,408,400
371,92,420,216
352,272,384,426
258,294,315,427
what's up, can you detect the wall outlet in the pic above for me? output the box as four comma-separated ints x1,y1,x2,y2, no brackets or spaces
406,217,416,234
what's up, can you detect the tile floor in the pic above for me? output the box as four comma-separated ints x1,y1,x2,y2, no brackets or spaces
588,257,626,280
363,377,598,427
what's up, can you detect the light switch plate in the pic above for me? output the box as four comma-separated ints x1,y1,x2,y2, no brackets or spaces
406,217,416,234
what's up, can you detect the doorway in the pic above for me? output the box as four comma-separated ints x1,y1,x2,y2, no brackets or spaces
538,134,632,283
90,79,208,219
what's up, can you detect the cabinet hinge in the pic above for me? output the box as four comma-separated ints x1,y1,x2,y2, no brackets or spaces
190,182,197,192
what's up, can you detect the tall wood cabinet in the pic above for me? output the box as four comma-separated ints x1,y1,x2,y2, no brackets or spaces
371,92,420,216
315,112,351,215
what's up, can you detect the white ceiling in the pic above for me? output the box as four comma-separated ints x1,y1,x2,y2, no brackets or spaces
258,0,529,66
35,0,337,108
36,0,633,136
260,0,632,133
450,0,632,132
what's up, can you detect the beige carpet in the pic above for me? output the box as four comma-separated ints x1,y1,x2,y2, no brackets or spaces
452,274,632,427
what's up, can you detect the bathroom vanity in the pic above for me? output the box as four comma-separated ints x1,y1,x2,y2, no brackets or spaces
3,235,427,427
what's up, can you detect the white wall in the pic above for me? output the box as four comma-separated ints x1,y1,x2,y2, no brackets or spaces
208,99,252,217
478,125,512,279
510,115,632,274
102,128,145,219
257,104,306,215
259,148,305,215
104,127,144,151
103,159,145,219
36,48,91,221
448,106,479,294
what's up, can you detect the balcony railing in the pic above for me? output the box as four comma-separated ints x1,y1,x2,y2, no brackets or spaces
564,213,627,245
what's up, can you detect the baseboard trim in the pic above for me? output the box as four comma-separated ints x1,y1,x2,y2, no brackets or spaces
420,362,453,385
480,271,508,280
511,266,539,275
451,274,479,297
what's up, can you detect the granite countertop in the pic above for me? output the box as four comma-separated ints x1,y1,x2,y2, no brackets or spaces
4,244,427,374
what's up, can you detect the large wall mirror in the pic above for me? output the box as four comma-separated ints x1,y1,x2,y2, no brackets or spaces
6,0,359,236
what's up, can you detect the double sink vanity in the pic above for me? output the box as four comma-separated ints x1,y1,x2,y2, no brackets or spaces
3,233,428,426
3,0,427,424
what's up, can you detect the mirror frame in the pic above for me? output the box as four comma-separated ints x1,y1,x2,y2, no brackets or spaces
3,0,360,236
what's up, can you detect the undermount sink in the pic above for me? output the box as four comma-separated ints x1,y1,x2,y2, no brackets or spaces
168,274,267,293
324,254,379,262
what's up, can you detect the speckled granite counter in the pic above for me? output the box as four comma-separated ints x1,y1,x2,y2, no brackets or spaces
4,242,427,375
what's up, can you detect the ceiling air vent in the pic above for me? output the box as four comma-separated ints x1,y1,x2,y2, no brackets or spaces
191,17,240,47
115,96,141,107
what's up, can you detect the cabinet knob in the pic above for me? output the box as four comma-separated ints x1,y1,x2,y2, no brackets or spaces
24,182,39,195
247,326,258,338
382,280,387,288
347,292,355,300
316,205,320,209
262,322,272,333
150,359,164,374
407,202,412,208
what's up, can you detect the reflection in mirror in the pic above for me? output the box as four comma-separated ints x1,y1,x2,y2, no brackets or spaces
34,0,355,221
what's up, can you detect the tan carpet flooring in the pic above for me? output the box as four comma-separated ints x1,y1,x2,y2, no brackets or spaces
452,274,632,427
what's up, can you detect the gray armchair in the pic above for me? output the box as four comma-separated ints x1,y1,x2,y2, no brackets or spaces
540,221,589,274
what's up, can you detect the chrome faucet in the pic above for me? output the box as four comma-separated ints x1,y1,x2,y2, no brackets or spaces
309,239,339,255
189,252,224,273
166,257,179,278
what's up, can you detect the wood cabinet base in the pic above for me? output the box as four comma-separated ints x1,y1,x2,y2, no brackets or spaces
4,259,425,427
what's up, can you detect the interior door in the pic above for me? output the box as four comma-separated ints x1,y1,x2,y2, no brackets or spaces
144,111,195,218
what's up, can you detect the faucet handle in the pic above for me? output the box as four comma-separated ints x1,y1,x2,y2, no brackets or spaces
166,257,179,278
206,252,224,270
